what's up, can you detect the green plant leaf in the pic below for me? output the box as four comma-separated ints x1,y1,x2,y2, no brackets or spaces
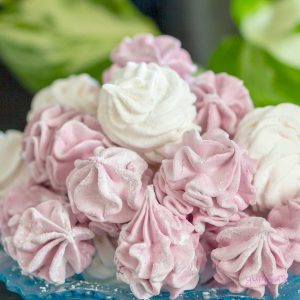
231,0,300,69
0,0,159,91
231,0,271,26
209,36,300,107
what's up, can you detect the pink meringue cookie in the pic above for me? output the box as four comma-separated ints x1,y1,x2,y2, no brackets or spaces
23,105,111,192
268,197,300,274
102,64,122,84
201,211,250,256
212,217,292,298
103,34,195,82
0,181,66,259
67,146,151,237
199,211,250,285
115,185,206,300
191,71,253,136
154,129,256,233
12,200,95,284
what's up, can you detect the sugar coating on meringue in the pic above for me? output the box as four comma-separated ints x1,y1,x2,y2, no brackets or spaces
23,105,111,192
103,33,195,82
0,181,66,259
212,217,292,298
115,185,206,300
235,103,300,213
154,129,256,233
191,71,253,136
201,211,250,256
0,130,27,197
268,197,300,274
98,62,198,164
28,74,100,119
67,146,151,237
13,200,95,284
85,235,117,280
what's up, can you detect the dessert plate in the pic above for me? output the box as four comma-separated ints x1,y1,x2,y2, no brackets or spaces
0,248,299,300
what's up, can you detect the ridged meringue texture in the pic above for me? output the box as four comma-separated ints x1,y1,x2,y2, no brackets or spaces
12,200,95,284
103,33,195,82
115,185,206,300
268,197,300,274
98,62,198,164
201,211,250,256
0,181,66,259
23,105,111,192
0,130,27,197
235,103,300,213
67,146,150,237
212,217,292,298
154,129,256,233
199,211,251,285
28,74,100,119
85,234,117,280
191,71,253,136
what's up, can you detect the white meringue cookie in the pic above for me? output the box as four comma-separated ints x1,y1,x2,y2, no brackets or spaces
0,130,27,197
85,235,117,280
97,62,198,163
235,103,300,213
28,74,100,119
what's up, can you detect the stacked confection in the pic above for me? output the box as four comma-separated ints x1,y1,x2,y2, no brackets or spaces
0,33,299,299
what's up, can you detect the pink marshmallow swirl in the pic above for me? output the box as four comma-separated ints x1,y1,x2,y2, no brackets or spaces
198,211,250,285
212,217,292,298
0,180,66,259
154,129,256,234
23,105,111,192
12,200,95,284
201,211,250,256
115,185,206,300
190,71,253,136
103,33,195,82
67,146,151,237
268,197,300,274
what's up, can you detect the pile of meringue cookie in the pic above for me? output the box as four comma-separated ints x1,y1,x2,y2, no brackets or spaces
1,33,300,300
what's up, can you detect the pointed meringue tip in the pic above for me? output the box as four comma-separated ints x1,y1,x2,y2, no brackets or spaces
145,185,156,204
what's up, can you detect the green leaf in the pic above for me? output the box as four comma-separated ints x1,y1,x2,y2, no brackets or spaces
231,0,300,69
231,0,271,26
0,0,159,91
209,36,300,107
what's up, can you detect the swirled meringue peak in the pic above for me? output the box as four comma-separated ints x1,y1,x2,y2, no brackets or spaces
268,197,300,274
67,146,151,236
191,71,253,136
0,130,27,197
154,129,256,233
12,200,95,284
85,234,117,280
235,103,300,213
212,217,292,298
98,62,198,164
23,105,112,192
201,211,250,256
115,185,206,300
28,74,100,119
103,34,195,82
0,180,66,259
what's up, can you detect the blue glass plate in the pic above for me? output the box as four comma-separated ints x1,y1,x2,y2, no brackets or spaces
0,249,300,300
